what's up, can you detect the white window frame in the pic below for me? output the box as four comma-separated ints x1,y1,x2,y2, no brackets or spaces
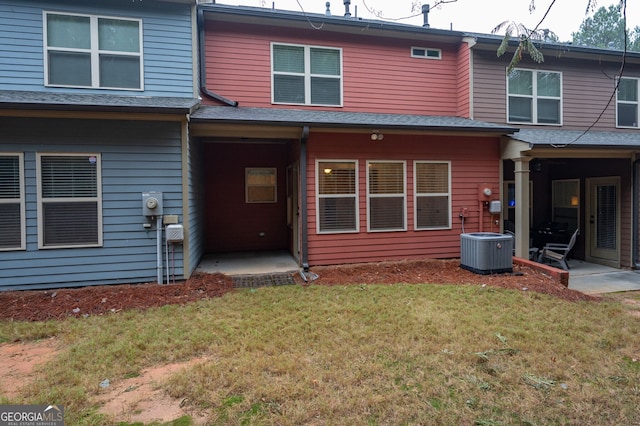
43,11,144,90
316,159,359,234
507,68,562,125
367,160,406,232
0,153,26,251
271,42,343,107
616,77,639,128
410,46,442,60
37,153,103,249
413,161,451,230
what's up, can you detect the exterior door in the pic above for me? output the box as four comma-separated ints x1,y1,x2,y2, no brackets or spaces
586,177,620,267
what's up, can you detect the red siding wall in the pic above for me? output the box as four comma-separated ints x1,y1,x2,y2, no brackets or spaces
203,21,463,115
305,132,502,265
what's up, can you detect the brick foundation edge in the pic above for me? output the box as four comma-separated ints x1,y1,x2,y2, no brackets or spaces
513,256,569,287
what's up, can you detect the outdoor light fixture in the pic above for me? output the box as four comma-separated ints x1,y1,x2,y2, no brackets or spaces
371,130,384,141
531,159,542,172
571,196,579,206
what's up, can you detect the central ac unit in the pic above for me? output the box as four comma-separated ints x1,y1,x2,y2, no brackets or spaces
460,232,513,274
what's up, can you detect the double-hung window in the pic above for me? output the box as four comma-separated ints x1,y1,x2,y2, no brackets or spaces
414,161,451,230
367,161,406,232
617,77,639,128
0,154,25,251
508,69,561,124
317,160,358,233
37,154,102,248
44,12,143,89
272,43,342,106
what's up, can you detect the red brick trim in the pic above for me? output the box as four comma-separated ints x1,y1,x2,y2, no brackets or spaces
513,256,569,287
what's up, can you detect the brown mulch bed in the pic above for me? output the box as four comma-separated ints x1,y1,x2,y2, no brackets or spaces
0,259,598,322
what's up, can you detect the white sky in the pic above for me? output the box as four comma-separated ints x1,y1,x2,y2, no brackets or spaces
214,0,639,42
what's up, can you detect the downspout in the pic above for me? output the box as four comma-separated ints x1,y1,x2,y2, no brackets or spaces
157,215,163,284
197,8,238,107
300,126,310,272
634,158,640,267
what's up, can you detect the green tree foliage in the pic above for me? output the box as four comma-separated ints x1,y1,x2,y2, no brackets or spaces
572,4,640,51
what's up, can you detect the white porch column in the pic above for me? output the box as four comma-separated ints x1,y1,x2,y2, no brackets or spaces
513,158,531,258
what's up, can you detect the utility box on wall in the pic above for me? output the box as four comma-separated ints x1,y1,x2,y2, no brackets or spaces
460,232,513,275
142,191,163,216
166,224,184,242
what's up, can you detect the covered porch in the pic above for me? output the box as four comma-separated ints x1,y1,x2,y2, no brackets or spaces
502,129,640,270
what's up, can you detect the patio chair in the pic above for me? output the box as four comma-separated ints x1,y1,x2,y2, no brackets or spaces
537,229,579,271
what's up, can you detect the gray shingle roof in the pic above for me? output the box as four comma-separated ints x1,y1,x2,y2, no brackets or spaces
191,106,518,133
0,91,200,114
512,129,640,148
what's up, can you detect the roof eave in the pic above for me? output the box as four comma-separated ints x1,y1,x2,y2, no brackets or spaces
199,4,464,43
470,33,640,62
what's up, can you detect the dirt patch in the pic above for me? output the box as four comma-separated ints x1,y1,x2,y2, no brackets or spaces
0,339,210,424
95,358,210,425
0,338,59,399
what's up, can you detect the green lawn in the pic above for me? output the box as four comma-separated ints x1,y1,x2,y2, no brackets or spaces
1,284,639,425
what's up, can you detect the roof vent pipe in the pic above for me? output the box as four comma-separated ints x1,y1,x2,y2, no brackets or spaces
325,1,331,15
422,4,430,28
344,0,351,17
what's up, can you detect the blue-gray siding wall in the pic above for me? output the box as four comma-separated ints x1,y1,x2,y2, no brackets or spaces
0,117,185,291
0,0,195,97
187,137,204,276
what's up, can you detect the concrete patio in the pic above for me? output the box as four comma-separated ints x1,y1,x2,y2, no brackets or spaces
566,259,640,295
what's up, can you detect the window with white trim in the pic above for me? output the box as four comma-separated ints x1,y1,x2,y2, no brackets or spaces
414,161,450,229
411,46,441,59
38,154,102,248
0,154,25,250
508,69,561,124
367,161,406,232
617,77,639,128
317,160,358,233
44,12,143,89
272,43,342,106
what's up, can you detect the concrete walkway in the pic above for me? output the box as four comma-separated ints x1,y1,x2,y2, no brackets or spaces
567,259,640,295
196,251,299,276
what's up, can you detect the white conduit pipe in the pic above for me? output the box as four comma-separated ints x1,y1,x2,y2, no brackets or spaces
157,215,163,284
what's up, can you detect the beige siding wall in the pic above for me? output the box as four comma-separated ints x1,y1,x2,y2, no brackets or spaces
472,49,639,131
